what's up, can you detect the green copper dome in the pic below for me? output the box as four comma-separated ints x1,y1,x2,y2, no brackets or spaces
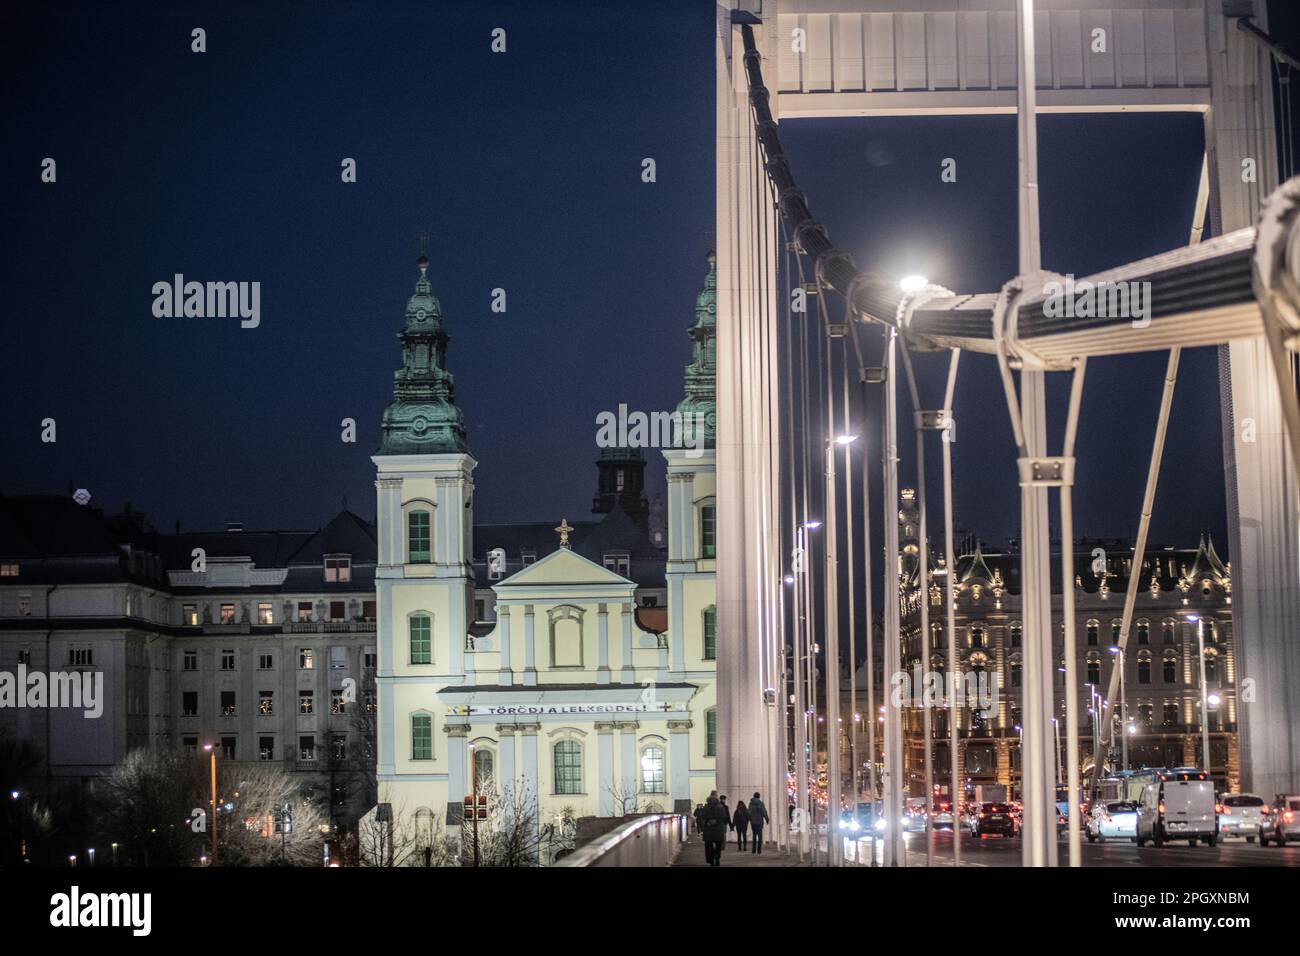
675,251,717,449
377,255,469,456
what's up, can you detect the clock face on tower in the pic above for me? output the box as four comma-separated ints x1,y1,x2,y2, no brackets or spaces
415,308,427,321
411,416,429,436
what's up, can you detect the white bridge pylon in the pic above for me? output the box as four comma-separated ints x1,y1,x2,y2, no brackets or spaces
714,0,1299,867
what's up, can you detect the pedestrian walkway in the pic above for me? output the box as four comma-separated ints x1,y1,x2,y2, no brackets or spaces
670,830,810,867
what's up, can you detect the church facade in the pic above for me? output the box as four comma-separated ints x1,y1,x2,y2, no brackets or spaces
370,253,717,855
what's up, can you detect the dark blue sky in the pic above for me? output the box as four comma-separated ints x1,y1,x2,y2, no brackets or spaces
4,0,1295,554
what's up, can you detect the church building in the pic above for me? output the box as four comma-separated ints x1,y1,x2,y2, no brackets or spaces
370,252,718,857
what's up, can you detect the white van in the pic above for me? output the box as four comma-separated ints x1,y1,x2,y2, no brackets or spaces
1135,775,1218,847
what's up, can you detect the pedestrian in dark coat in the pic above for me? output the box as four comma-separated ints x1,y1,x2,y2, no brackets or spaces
732,799,751,850
693,803,706,834
700,791,731,866
748,792,771,854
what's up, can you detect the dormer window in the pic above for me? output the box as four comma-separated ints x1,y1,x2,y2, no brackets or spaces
324,555,351,583
603,551,630,577
521,551,537,566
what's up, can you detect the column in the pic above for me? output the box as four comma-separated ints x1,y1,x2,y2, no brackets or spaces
619,722,640,803
523,605,537,686
497,606,513,684
669,578,685,674
446,724,469,817
596,604,610,685
496,724,518,799
596,722,617,816
375,477,403,567
668,719,692,809
520,723,541,855
620,603,635,683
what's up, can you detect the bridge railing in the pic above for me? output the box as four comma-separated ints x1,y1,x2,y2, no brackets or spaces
553,814,689,868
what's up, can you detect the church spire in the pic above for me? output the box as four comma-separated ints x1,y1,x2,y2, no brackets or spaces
377,254,469,455
675,250,717,449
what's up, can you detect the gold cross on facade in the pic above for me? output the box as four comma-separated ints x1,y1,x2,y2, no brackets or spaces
554,517,574,548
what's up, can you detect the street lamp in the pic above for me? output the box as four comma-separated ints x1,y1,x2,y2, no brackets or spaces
203,743,218,864
1188,613,1213,778
899,275,929,293
1108,647,1128,771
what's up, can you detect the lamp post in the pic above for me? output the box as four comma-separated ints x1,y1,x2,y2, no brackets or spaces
203,743,218,864
1189,614,1212,777
1108,647,1127,771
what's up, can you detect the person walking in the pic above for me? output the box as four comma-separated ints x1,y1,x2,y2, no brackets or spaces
748,792,770,854
700,791,730,866
693,802,706,834
732,797,751,850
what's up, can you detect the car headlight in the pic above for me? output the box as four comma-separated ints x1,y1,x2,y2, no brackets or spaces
874,818,887,831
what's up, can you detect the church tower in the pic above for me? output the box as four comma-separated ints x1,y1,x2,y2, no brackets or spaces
664,251,718,807
372,253,477,817
592,446,649,530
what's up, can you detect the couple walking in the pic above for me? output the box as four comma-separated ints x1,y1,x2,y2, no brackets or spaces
699,791,770,865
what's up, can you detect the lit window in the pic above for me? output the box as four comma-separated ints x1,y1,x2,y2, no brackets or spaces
324,555,352,583
259,690,274,715
257,603,273,625
182,604,199,626
331,690,346,715
299,690,314,715
0,563,19,577
299,647,314,669
297,602,313,623
220,604,236,625
408,511,432,564
640,746,666,793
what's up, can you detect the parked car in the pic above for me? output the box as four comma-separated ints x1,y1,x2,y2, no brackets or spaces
1086,800,1138,843
973,802,1017,838
1218,793,1265,842
1135,775,1218,847
1261,794,1300,846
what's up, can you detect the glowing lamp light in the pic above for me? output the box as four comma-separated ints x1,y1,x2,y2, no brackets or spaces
899,275,928,293
784,575,795,585
1207,693,1221,708
804,520,823,530
835,434,858,445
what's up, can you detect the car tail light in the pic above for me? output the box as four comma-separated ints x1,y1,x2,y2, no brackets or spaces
1285,811,1296,823
978,812,985,819
1218,805,1228,815
1261,806,1270,815
1158,802,1166,815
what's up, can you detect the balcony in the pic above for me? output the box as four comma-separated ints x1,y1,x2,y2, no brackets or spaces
285,621,376,634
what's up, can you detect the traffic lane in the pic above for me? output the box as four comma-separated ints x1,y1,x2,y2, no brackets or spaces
917,832,1300,866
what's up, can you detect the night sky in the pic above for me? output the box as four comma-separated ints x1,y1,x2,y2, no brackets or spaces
3,1,1296,556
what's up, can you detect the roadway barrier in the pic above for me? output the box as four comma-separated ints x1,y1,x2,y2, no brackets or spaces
554,814,689,867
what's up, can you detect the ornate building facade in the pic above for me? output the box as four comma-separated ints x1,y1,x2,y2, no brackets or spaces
369,253,718,858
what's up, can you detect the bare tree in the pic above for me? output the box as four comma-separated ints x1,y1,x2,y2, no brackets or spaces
219,762,329,867
460,777,542,867
91,747,208,866
357,798,456,867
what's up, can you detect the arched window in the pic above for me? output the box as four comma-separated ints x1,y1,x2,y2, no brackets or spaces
1086,621,1099,646
1009,622,1022,648
473,746,494,788
1111,621,1122,644
409,613,432,665
1086,657,1101,685
1162,619,1177,644
1009,657,1022,688
699,502,717,559
553,739,583,795
640,745,666,793
970,624,986,649
1136,620,1150,645
703,606,717,660
1205,620,1218,644
411,713,433,760
1137,652,1152,685
548,605,584,668
1163,654,1177,684
1204,652,1218,684
706,708,717,757
408,509,432,564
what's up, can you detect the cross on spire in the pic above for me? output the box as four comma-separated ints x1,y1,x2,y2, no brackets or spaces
554,517,574,548
418,231,430,256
